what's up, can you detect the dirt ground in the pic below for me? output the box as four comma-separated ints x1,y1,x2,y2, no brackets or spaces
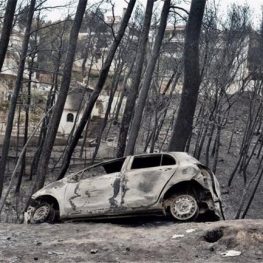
0,219,262,263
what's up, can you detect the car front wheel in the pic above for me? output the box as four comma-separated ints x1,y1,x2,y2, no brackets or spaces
31,202,56,224
168,193,199,222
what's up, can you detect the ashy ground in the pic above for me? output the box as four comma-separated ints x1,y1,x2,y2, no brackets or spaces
0,219,262,263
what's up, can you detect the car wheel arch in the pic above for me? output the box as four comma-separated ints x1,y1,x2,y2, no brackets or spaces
162,180,205,204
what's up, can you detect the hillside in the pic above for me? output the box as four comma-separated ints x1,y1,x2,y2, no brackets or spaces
0,219,262,262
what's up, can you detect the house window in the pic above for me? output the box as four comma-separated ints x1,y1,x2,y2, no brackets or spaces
67,113,74,122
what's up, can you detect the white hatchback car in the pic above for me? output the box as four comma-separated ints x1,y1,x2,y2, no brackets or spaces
25,152,223,223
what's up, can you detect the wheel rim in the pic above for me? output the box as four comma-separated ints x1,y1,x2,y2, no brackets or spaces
170,194,198,221
33,204,50,222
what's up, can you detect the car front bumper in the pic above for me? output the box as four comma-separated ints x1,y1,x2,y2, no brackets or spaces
24,199,38,224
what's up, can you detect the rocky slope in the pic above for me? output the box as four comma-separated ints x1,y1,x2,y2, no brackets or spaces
0,219,262,262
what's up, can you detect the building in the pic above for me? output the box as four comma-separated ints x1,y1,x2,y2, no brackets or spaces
58,83,92,135
57,80,127,136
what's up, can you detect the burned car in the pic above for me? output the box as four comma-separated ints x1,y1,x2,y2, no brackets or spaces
25,152,223,223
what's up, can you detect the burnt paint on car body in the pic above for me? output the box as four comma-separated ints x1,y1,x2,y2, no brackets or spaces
109,177,121,207
138,172,160,193
68,183,81,211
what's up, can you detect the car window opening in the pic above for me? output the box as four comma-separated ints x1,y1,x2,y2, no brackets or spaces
162,154,176,165
131,154,176,170
82,166,105,179
102,158,126,173
131,155,162,169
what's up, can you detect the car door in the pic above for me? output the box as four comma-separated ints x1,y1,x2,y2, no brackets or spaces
122,154,177,208
64,158,127,218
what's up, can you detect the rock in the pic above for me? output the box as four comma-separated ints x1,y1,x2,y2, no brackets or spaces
90,249,98,254
220,250,241,257
209,245,215,252
204,228,224,243
172,234,185,239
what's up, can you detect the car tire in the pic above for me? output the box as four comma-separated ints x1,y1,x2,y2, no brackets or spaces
31,202,56,224
168,192,199,222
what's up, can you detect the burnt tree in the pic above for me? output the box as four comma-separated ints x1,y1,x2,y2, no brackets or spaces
125,0,171,155
33,0,88,191
0,0,36,198
116,0,154,157
0,0,18,72
57,0,137,180
168,0,206,151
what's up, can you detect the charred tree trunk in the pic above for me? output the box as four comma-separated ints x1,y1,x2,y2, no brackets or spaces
160,107,177,151
29,62,61,180
16,104,21,158
79,54,95,158
56,0,136,180
150,109,158,153
212,121,222,174
15,61,33,193
0,0,36,198
33,0,88,191
193,105,205,158
125,0,171,156
113,58,135,124
0,0,18,71
241,167,263,219
116,0,154,157
91,69,122,163
227,111,237,153
168,0,206,151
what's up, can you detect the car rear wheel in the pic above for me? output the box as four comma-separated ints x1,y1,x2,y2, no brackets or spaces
168,193,199,222
31,202,56,224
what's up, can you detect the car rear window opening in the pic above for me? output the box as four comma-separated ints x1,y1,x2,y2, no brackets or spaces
131,154,176,170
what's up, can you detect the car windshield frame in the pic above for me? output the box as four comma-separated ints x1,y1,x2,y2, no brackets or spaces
68,157,127,180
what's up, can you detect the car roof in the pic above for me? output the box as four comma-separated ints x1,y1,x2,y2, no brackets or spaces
81,152,198,171
130,152,198,162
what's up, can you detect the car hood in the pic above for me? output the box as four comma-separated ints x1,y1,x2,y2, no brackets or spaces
32,178,68,199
